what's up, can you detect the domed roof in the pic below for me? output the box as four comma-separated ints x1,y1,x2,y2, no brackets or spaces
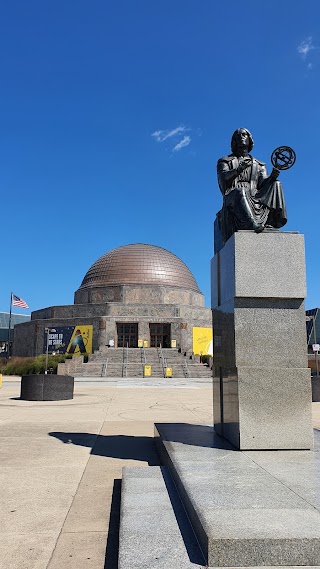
79,244,201,292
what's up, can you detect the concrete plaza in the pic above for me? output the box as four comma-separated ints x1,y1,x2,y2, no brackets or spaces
0,377,213,569
1,376,320,569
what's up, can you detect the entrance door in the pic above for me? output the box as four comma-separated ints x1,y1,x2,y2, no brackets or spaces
117,323,138,348
150,323,171,348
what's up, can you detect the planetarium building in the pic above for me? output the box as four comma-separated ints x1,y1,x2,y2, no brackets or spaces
13,244,212,358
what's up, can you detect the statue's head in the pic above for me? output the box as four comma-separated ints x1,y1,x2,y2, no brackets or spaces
231,128,254,154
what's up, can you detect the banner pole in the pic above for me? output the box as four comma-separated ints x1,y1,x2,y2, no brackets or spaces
8,293,13,358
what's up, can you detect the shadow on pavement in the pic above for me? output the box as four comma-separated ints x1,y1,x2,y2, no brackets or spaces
155,422,236,450
104,479,121,569
48,432,160,465
48,429,208,567
49,431,161,568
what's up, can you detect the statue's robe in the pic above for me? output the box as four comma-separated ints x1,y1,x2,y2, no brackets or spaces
216,154,287,247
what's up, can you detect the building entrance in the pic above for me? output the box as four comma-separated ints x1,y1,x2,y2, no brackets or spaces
150,323,171,348
117,323,138,347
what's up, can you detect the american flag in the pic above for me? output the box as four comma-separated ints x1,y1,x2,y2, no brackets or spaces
12,294,29,309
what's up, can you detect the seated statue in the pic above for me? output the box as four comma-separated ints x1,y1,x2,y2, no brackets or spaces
215,128,287,252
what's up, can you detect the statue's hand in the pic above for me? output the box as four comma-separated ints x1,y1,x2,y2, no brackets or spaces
237,158,251,173
270,168,280,181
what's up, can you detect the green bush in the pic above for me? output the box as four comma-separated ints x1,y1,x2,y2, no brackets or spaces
0,358,8,370
1,354,72,376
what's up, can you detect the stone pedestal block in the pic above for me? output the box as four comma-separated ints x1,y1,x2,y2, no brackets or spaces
211,231,313,450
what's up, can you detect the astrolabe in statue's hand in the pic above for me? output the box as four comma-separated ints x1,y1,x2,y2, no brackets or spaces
271,146,296,171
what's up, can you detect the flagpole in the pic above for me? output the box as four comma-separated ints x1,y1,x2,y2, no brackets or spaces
8,292,13,358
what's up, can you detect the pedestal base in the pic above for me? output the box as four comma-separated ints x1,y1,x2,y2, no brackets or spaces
211,231,313,450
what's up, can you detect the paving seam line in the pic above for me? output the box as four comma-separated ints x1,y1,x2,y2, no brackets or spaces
242,448,320,513
45,386,118,568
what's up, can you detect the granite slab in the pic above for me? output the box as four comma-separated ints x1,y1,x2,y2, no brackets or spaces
155,423,320,567
118,466,206,569
212,232,306,305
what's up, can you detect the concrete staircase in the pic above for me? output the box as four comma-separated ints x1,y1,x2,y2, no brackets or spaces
160,348,213,379
58,347,213,379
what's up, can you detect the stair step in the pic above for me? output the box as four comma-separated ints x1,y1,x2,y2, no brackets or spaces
118,466,205,569
59,347,213,378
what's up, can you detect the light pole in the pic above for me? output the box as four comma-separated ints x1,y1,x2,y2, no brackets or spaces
45,328,56,374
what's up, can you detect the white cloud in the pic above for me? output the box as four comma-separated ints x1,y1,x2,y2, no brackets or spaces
172,135,191,152
297,37,315,59
151,124,197,154
151,125,188,143
151,130,164,142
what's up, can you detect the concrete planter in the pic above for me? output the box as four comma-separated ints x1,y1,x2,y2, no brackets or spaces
20,374,74,401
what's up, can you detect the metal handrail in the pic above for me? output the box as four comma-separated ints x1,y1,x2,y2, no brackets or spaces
122,343,129,377
183,359,190,378
126,343,129,377
101,359,108,377
140,345,147,376
158,344,167,377
122,345,125,377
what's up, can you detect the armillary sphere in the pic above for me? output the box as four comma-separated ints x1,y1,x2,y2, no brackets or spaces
271,146,296,171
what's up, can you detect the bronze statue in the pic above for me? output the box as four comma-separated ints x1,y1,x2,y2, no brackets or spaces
215,128,288,252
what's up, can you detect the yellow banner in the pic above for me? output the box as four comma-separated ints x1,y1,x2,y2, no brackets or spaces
66,326,93,356
192,327,213,356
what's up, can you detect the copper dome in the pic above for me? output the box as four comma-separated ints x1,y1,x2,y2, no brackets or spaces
79,244,201,292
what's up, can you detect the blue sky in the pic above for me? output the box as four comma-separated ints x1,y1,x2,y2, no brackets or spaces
0,1,319,314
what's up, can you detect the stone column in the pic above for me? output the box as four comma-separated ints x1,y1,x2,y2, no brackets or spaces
138,321,150,346
211,231,313,450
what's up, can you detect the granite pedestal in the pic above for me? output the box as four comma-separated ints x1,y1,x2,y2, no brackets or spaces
211,231,313,450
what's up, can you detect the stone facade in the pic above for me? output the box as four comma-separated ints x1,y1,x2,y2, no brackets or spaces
13,244,212,357
74,284,204,307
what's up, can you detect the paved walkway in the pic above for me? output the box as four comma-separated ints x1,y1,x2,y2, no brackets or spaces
0,378,213,569
1,377,319,569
